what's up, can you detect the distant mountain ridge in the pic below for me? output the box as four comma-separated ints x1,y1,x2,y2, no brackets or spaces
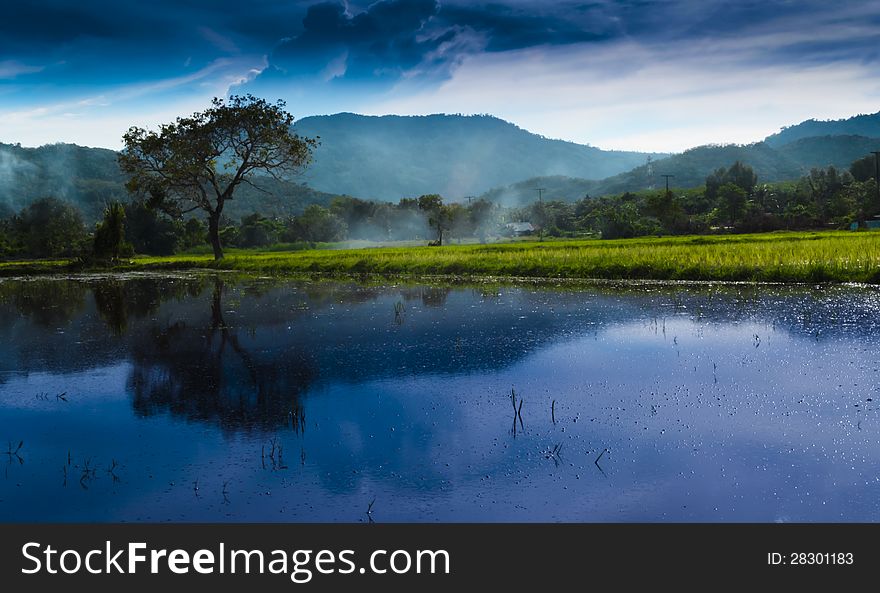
0,142,342,223
480,132,880,206
292,113,665,200
2,110,880,218
764,111,880,147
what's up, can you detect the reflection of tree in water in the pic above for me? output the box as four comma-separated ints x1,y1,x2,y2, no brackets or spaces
93,277,205,335
126,278,315,433
399,286,451,308
0,280,87,327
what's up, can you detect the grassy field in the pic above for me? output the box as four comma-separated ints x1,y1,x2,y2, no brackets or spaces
3,230,880,283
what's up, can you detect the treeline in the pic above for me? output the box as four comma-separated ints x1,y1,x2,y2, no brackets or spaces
0,194,503,260
514,156,880,239
2,154,878,261
0,199,209,260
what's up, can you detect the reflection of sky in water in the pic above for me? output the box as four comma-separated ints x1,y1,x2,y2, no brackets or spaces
0,276,879,522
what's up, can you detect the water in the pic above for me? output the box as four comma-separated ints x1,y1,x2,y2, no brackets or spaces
1,274,879,522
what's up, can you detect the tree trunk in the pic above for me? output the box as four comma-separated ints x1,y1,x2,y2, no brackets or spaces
208,212,223,260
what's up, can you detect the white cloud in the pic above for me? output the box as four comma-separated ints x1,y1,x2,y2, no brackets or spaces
364,35,880,152
0,60,44,79
0,56,268,148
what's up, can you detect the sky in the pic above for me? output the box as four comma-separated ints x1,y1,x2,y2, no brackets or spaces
1,0,879,152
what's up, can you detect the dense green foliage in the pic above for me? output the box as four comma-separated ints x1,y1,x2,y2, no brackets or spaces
1,197,89,258
500,160,880,239
93,202,133,261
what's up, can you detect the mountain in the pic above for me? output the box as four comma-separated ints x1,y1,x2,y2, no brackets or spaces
0,142,343,223
3,111,880,219
0,143,124,221
292,113,664,200
764,111,880,147
478,134,880,205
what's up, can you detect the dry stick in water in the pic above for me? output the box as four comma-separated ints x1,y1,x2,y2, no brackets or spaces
367,497,377,523
551,399,557,425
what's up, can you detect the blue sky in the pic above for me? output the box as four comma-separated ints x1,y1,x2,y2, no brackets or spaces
2,0,879,151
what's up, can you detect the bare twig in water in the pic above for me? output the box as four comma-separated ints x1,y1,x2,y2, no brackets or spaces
107,459,120,483
551,399,557,425
79,458,97,490
544,442,564,466
289,404,306,435
56,392,68,403
5,441,24,466
222,481,231,504
594,448,609,478
367,497,376,523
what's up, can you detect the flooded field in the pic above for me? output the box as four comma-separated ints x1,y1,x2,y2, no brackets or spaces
1,274,879,522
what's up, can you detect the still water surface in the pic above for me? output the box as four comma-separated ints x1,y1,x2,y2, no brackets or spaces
1,274,878,522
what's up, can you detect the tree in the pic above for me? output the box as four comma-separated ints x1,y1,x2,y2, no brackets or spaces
14,197,88,258
93,201,133,261
718,183,747,227
283,205,347,243
706,161,757,200
849,154,877,183
119,95,317,260
417,194,452,245
238,212,281,247
124,201,179,255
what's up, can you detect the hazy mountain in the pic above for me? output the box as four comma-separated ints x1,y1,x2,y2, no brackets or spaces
479,135,880,205
0,142,343,223
292,113,664,200
0,143,124,221
3,111,880,219
764,111,880,147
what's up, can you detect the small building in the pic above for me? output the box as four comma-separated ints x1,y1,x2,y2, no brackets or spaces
505,222,535,236
850,219,880,230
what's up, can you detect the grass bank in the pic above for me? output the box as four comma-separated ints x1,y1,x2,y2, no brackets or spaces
3,231,880,283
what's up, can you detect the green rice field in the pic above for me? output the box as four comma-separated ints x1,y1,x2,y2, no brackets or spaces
3,230,880,283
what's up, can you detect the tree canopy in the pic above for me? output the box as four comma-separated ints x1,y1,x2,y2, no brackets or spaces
119,94,317,259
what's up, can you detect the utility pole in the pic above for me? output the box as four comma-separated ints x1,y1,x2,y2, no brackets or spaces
534,188,546,203
872,151,880,208
661,174,674,194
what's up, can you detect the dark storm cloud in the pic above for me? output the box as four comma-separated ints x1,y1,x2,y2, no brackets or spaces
3,0,879,103
266,0,446,80
438,3,612,51
251,0,880,89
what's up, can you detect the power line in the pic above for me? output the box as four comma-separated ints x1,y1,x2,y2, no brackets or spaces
534,188,546,203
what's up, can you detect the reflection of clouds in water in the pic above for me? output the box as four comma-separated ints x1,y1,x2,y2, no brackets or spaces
2,278,880,521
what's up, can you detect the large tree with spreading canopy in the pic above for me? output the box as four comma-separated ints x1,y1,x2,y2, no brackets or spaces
119,95,317,259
